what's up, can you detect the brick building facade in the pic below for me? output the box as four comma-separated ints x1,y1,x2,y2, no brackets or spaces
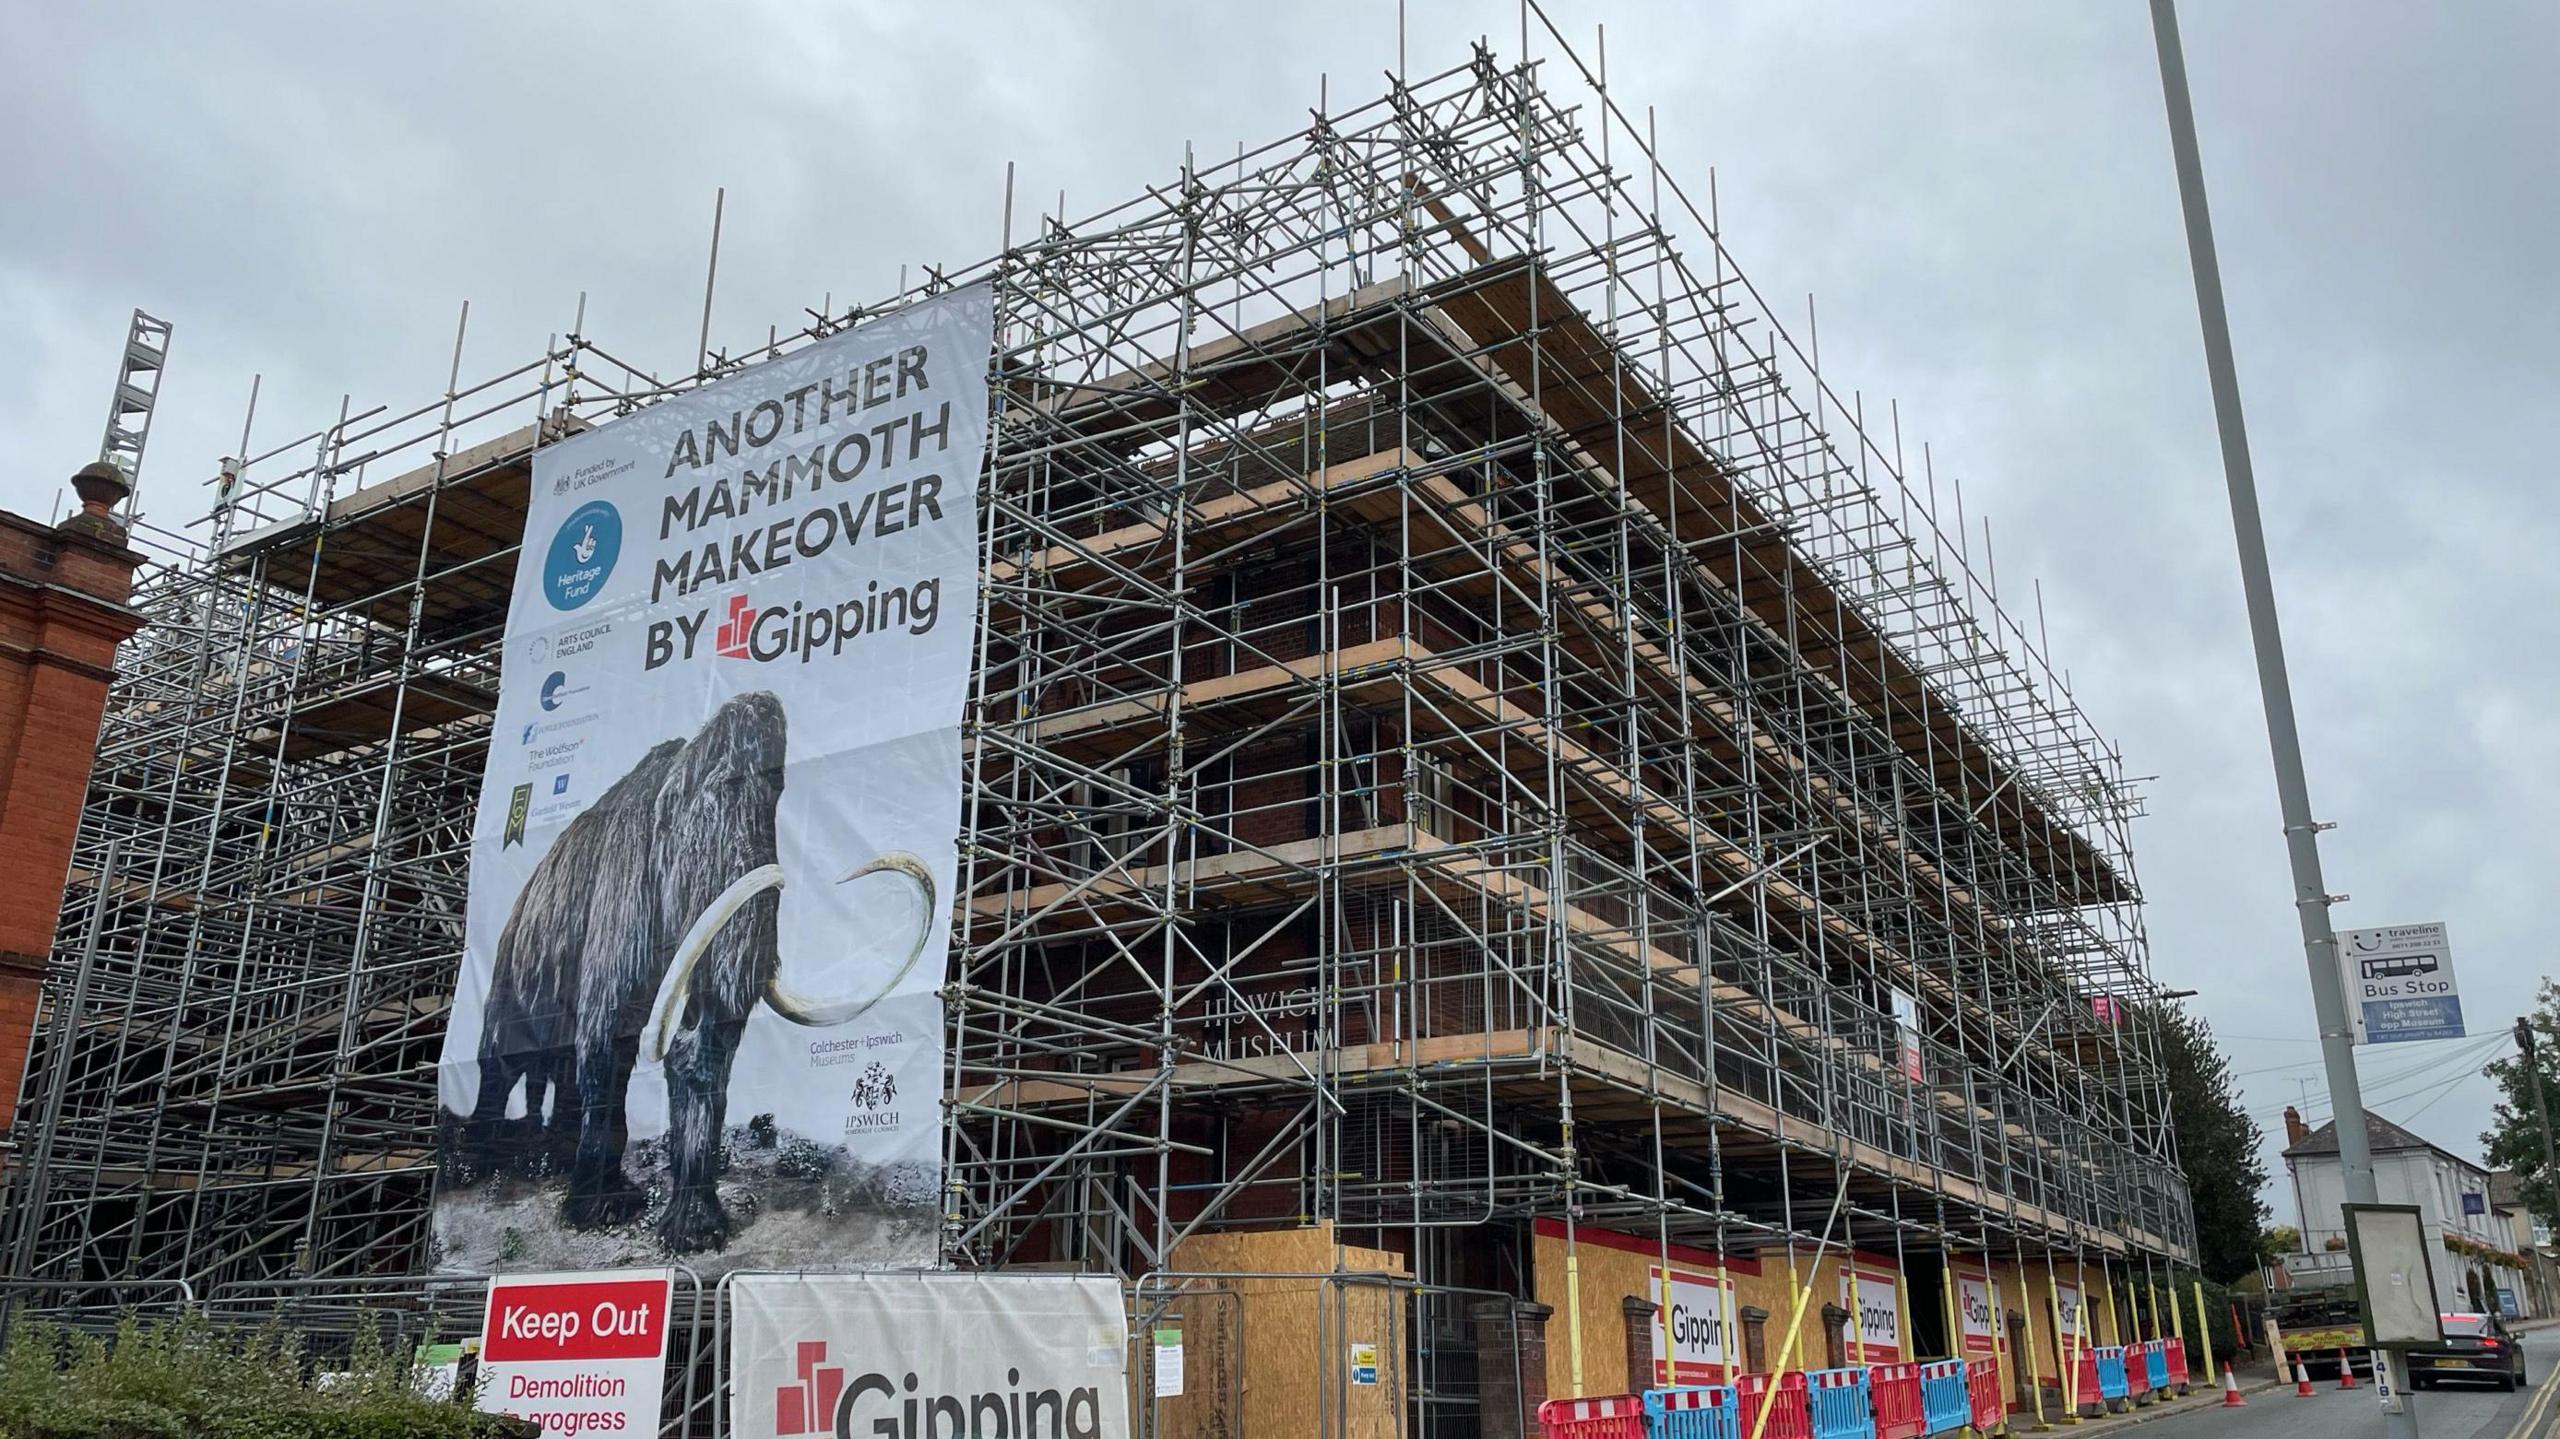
0,463,144,1138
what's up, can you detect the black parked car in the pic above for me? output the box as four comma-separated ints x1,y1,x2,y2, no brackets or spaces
2406,1312,2529,1391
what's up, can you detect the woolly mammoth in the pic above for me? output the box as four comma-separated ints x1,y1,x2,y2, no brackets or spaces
446,689,934,1253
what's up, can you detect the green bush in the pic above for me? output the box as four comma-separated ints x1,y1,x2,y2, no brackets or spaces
0,1315,538,1439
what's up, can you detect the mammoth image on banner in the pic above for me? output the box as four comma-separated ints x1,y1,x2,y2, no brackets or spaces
434,285,994,1272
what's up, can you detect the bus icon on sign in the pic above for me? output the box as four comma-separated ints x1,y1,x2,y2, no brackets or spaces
2360,952,2440,982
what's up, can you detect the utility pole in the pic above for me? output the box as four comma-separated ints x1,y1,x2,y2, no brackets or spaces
2515,1018,2560,1235
2144,1,2405,1428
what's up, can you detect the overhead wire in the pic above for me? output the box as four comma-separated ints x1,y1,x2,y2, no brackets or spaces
2252,1032,2511,1125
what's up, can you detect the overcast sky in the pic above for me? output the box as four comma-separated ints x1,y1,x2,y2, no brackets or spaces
1,2,2551,1229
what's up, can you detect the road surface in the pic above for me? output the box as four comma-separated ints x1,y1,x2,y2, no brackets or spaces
2134,1327,2558,1439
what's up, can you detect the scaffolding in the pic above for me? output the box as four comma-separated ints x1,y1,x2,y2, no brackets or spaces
5,23,2193,1408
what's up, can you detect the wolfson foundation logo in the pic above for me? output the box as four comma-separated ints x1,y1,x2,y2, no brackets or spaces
771,1341,1105,1439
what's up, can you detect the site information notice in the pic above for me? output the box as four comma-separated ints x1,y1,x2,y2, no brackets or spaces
478,1269,674,1437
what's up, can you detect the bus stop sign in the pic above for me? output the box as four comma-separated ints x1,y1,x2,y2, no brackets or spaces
2338,923,2464,1044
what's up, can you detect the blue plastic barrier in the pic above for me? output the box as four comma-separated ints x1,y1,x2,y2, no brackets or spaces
2094,1348,2130,1402
1646,1385,1740,1439
1917,1361,1969,1436
2141,1342,2168,1393
1808,1368,1876,1439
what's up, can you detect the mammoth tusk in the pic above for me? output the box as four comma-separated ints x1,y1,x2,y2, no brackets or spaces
761,850,937,1029
650,863,785,1062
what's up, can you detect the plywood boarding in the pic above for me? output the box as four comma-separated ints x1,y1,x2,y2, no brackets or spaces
1162,1225,1408,1439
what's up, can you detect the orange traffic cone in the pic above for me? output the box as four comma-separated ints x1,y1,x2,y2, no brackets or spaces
2293,1359,2314,1398
2336,1349,2358,1390
2220,1367,2247,1408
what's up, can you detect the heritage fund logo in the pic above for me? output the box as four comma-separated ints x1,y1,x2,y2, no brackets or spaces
543,500,623,611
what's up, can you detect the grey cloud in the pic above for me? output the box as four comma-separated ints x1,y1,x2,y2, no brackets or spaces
0,0,2547,1220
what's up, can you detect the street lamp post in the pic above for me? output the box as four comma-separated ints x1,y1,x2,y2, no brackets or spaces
2144,2,2407,1430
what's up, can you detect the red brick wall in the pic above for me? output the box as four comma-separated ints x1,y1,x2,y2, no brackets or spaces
0,505,142,1137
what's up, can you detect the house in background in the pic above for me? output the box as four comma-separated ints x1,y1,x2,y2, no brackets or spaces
2489,1170,2557,1319
2281,1107,2526,1317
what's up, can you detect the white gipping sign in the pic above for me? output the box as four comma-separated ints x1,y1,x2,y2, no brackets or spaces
433,286,993,1276
1649,1265,1732,1384
732,1273,1130,1439
477,1269,673,1438
1958,1272,2002,1353
1842,1264,1902,1361
2053,1280,2084,1340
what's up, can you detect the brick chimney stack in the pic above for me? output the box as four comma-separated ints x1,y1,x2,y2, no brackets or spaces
2283,1105,2310,1148
0,464,145,1147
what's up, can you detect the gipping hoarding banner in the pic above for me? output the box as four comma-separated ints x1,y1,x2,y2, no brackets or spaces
1957,1272,2001,1353
1841,1262,1903,1361
433,286,993,1272
1647,1264,1732,1384
732,1273,1130,1439
2053,1280,2083,1340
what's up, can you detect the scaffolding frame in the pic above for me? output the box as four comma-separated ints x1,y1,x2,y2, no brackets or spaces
6,23,2195,1407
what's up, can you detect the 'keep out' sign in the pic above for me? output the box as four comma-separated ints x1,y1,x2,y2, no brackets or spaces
478,1270,674,1437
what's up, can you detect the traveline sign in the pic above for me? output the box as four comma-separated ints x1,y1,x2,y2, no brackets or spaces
477,1269,674,1437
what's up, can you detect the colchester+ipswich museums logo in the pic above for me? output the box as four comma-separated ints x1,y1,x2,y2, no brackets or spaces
542,499,621,610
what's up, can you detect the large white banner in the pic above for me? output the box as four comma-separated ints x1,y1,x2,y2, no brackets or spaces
434,287,994,1273
732,1274,1130,1439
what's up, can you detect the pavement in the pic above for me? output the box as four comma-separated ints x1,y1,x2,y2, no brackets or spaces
2003,1325,2560,1439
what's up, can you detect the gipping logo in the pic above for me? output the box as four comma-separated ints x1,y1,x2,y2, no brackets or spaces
773,1341,844,1437
543,500,621,611
715,593,756,659
769,1341,1102,1439
643,579,945,671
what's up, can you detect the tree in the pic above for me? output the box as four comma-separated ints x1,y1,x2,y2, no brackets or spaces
2258,1224,2301,1262
2481,979,2560,1235
2146,1002,2271,1282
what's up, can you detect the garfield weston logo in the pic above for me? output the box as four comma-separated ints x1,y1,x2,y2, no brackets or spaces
851,1062,897,1111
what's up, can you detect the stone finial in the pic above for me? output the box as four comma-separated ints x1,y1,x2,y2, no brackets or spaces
70,462,130,517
